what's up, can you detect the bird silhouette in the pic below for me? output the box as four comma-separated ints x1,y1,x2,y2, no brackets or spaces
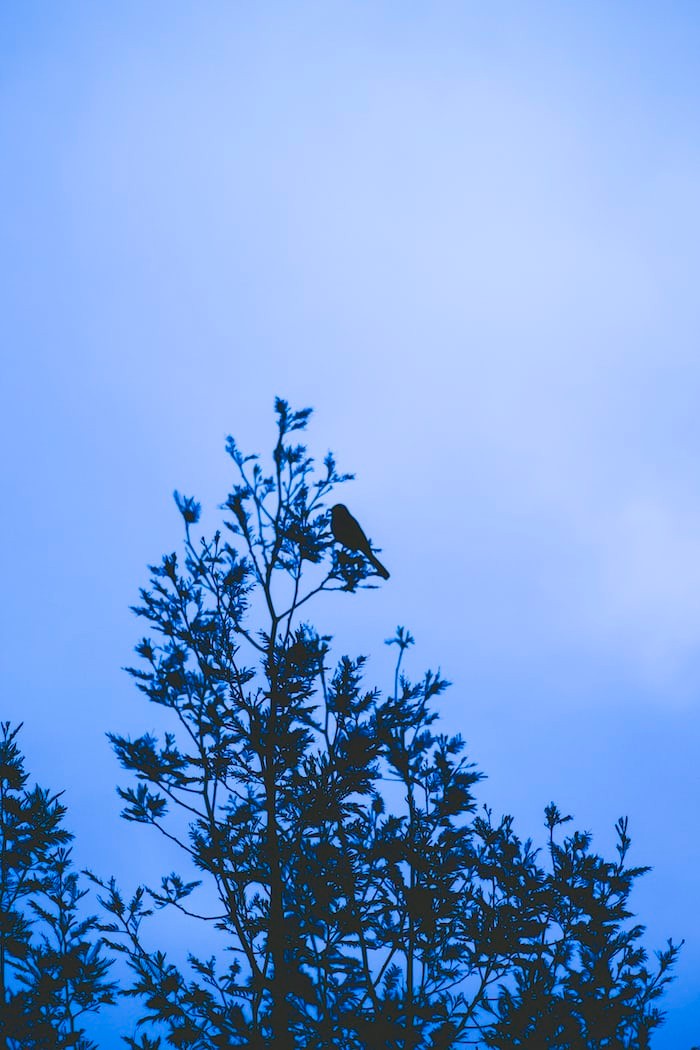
330,504,390,580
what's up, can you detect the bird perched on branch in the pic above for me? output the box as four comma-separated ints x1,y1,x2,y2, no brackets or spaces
330,504,390,580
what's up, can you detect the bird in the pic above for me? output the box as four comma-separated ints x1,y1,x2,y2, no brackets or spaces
330,504,390,580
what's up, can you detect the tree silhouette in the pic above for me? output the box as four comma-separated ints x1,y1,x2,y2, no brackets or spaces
0,722,116,1049
91,398,681,1049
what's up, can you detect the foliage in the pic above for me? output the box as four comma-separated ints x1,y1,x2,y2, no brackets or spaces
0,722,116,1049
93,399,681,1049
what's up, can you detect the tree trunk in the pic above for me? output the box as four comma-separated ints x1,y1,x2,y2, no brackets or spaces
265,692,292,1050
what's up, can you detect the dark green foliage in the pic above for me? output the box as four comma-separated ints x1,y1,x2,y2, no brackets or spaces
0,723,116,1049
96,399,681,1048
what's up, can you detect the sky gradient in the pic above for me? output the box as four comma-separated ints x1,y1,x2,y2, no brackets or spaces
2,4,700,1045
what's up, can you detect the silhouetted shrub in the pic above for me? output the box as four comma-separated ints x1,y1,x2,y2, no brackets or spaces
92,400,680,1049
0,723,116,1049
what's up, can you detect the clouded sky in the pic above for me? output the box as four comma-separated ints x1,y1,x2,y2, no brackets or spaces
2,4,700,1045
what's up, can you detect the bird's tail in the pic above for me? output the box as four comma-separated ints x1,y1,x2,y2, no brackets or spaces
370,553,390,580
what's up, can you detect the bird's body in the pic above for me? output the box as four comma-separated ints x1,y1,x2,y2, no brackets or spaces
330,503,390,580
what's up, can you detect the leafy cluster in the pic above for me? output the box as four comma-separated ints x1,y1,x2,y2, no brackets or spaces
0,722,116,1049
89,399,681,1050
479,805,681,1049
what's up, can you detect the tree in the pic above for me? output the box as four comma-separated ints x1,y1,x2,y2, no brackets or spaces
92,398,681,1049
0,722,116,1049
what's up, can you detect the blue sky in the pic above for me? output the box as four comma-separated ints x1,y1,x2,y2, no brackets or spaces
2,3,700,1045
